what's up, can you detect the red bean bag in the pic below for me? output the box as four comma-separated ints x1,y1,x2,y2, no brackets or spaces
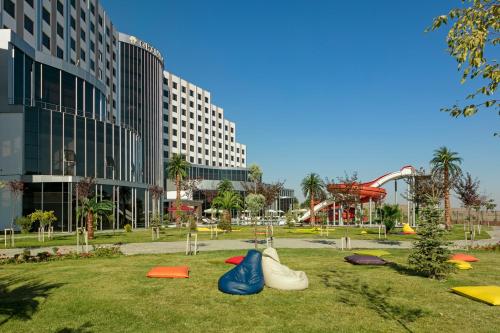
147,266,189,278
225,256,245,265
402,231,416,235
450,253,479,262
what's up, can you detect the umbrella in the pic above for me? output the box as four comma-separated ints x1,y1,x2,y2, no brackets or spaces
168,204,195,212
204,208,222,214
292,208,308,213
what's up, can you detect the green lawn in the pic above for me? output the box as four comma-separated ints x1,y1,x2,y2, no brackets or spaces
0,249,498,332
1,224,492,249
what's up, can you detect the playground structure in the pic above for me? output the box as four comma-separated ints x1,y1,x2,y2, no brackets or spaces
300,166,416,225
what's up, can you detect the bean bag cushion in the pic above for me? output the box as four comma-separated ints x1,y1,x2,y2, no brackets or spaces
450,253,479,262
353,250,390,257
451,286,500,305
402,231,416,235
262,247,308,291
345,255,387,265
147,266,189,278
360,230,368,234
218,250,264,295
225,256,245,265
447,259,472,270
402,223,415,233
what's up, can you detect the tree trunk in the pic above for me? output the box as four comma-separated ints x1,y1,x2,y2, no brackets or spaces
87,211,94,240
444,166,451,230
175,174,181,227
310,193,315,226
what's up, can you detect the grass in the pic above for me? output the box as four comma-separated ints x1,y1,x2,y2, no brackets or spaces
0,248,499,332
1,224,492,249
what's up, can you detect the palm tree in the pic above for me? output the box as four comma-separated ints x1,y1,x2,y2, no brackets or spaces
166,154,190,226
76,197,113,239
430,147,462,229
301,173,325,226
217,179,233,194
212,191,242,231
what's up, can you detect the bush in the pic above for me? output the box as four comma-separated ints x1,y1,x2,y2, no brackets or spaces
124,224,132,232
91,245,122,257
15,216,33,234
376,204,401,232
408,201,454,279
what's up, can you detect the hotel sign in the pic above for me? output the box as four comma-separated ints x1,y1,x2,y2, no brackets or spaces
128,35,164,63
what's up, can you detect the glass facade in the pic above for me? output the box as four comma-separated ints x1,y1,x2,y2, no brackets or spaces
186,165,249,182
4,45,149,231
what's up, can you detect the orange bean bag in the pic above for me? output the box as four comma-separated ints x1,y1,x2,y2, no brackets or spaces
450,253,479,262
225,256,245,265
147,266,189,278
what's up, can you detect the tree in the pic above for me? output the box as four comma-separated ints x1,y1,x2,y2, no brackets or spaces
245,193,266,248
6,180,25,229
428,0,498,134
301,173,325,226
430,147,462,229
241,179,284,211
166,154,190,227
248,164,262,193
375,204,402,233
75,177,96,229
327,172,361,224
212,191,242,231
15,216,33,234
149,185,164,216
217,179,234,194
408,198,454,280
454,172,480,228
76,197,113,239
403,168,446,219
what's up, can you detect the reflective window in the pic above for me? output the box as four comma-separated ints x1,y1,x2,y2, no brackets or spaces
76,117,85,176
52,111,63,175
86,119,96,177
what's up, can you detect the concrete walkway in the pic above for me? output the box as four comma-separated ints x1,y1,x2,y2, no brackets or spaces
1,227,498,258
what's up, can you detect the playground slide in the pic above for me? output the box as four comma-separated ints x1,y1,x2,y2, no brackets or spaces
299,166,415,222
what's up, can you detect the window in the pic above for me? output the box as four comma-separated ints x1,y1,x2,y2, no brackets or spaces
198,94,201,100
98,15,103,26
24,16,34,35
189,90,194,97
57,23,64,38
173,141,177,148
182,143,186,150
190,156,194,163
181,120,186,127
90,22,95,33
90,3,95,13
163,115,168,122
90,41,95,52
81,30,86,42
181,132,186,139
181,86,186,93
57,1,64,15
189,101,194,108
42,33,50,50
80,49,86,61
81,10,86,22
173,82,177,89
70,38,76,51
173,129,177,136
70,17,76,30
172,118,177,124
4,0,15,18
182,109,186,116
26,0,34,8
70,0,76,9
172,94,177,101
205,97,209,103
190,112,194,119
190,145,194,152
181,97,186,105
57,47,64,59
42,8,51,24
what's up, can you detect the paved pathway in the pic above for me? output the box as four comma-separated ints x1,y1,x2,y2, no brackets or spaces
1,227,498,258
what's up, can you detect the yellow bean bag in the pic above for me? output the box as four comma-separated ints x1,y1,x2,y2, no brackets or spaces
402,223,415,233
451,286,500,305
353,250,390,257
447,259,472,270
360,231,368,235
291,228,319,234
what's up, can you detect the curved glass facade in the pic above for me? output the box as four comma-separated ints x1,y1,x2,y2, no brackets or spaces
119,34,164,187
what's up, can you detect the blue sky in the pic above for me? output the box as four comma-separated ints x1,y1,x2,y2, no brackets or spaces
103,0,499,205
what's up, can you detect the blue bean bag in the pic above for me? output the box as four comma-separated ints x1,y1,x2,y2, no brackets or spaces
218,250,264,295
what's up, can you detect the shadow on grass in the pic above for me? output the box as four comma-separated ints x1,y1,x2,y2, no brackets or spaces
386,262,427,278
319,269,428,333
55,322,93,333
0,276,64,326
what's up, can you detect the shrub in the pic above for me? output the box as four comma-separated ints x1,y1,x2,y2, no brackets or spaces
376,204,401,232
124,224,132,232
218,218,232,231
91,245,122,257
15,216,33,234
408,200,454,279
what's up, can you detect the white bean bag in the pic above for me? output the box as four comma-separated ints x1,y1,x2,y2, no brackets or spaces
261,247,309,291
